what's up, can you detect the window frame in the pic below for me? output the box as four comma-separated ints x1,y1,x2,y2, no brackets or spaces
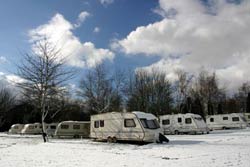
73,124,80,130
124,119,136,128
232,117,240,122
61,124,69,129
223,117,228,121
94,121,99,128
162,119,170,125
185,118,192,124
50,125,56,129
100,120,104,127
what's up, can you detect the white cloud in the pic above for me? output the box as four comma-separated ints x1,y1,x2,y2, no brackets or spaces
113,0,250,92
74,11,90,28
28,13,114,68
0,56,7,64
93,27,100,33
0,72,24,95
139,59,183,82
99,0,114,6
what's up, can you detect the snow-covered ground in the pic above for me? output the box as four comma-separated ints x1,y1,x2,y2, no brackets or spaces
0,129,250,167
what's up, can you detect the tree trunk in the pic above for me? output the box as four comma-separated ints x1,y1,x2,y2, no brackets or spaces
247,93,250,113
41,95,47,143
41,114,47,143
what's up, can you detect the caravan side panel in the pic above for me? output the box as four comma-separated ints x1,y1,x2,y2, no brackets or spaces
90,113,144,141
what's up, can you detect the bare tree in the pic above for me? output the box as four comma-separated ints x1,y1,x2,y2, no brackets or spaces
127,69,173,116
174,69,193,113
17,40,74,142
78,64,114,114
190,70,225,116
110,69,127,112
235,82,250,113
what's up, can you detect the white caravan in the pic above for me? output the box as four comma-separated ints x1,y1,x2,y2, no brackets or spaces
54,121,90,138
243,113,250,125
206,113,248,130
21,123,42,134
159,113,209,135
90,111,169,143
45,123,58,137
8,124,24,134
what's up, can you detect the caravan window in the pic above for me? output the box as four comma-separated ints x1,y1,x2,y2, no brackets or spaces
73,125,80,129
14,126,19,129
210,118,214,122
61,125,69,129
147,120,160,129
162,119,170,125
178,118,182,123
100,120,104,127
124,119,136,127
94,121,99,128
223,117,228,120
194,117,202,121
241,116,247,122
185,118,192,124
232,117,239,122
140,119,160,129
140,119,147,128
50,125,56,129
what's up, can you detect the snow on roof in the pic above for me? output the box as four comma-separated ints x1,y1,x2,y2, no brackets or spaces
206,113,245,117
132,111,156,119
59,121,90,124
159,113,202,117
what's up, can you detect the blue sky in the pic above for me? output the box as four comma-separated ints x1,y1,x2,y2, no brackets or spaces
0,0,161,74
0,0,250,93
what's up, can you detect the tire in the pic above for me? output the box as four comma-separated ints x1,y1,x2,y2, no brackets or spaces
112,137,117,143
73,135,80,138
174,130,179,135
107,137,113,143
222,127,226,130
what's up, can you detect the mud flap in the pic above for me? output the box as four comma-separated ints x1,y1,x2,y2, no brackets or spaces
158,133,169,143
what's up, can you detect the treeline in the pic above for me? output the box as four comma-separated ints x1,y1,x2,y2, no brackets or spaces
1,64,250,131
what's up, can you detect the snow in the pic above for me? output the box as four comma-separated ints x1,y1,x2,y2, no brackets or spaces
0,129,250,167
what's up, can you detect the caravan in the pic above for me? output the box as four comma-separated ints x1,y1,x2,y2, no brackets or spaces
243,113,250,125
8,124,24,134
21,123,42,135
45,123,58,137
54,121,90,138
159,113,209,135
90,111,168,143
206,113,248,130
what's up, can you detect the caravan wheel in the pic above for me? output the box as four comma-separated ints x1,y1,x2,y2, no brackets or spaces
107,137,113,143
174,130,179,135
112,137,117,143
73,135,80,138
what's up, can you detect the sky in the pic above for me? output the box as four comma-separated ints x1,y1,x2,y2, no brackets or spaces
0,0,250,94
